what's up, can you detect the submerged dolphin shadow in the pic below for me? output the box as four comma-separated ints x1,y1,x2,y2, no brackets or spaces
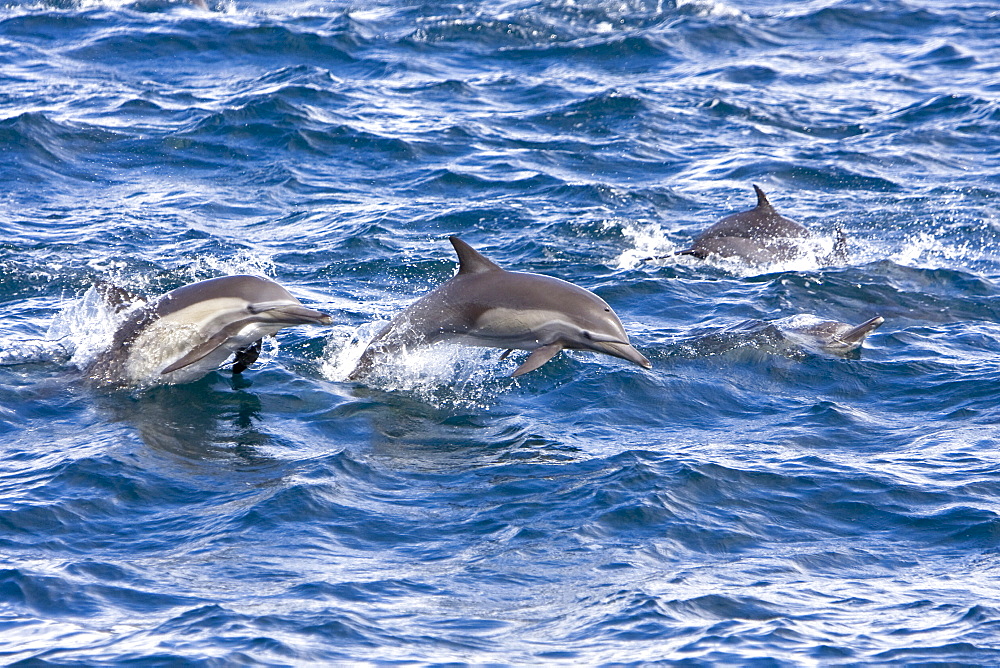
91,376,273,462
348,237,651,380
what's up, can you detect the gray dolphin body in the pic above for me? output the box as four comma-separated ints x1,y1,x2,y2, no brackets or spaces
678,185,843,265
778,315,884,354
348,237,651,379
88,275,332,386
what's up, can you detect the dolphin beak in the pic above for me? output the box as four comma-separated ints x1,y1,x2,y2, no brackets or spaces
265,304,333,326
594,340,652,369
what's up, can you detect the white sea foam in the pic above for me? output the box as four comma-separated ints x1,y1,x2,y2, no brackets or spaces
614,219,842,277
47,285,138,374
615,219,679,270
320,323,511,410
193,249,276,282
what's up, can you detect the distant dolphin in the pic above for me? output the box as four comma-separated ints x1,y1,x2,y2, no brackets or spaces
670,185,846,265
673,314,883,359
348,237,651,379
777,315,884,354
88,275,332,386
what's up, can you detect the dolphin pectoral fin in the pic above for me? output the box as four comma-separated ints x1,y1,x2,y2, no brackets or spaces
498,349,514,361
511,344,562,377
161,326,241,375
231,339,263,374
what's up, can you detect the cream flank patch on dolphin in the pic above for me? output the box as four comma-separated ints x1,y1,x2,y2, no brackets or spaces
348,237,650,379
87,275,332,387
464,309,603,344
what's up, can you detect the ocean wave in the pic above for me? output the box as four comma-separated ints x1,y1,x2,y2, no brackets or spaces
3,0,1000,663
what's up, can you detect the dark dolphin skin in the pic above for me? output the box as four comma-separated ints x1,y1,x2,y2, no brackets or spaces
671,185,846,265
348,237,651,379
88,275,332,386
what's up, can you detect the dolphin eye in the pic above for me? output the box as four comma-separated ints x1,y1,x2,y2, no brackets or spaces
583,331,593,340
604,307,611,312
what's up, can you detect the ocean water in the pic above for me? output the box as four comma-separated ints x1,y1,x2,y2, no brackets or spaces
2,0,1000,664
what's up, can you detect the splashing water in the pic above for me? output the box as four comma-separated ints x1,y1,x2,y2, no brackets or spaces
321,322,513,410
615,219,846,276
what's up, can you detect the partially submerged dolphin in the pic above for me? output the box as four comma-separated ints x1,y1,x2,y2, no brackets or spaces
88,275,332,386
348,237,651,379
777,314,884,355
675,314,883,359
674,185,845,265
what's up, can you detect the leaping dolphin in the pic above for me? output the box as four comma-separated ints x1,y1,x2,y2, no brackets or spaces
87,275,332,387
671,185,846,265
348,237,651,379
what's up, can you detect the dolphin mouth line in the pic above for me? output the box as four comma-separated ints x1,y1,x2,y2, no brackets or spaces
595,340,652,369
256,304,333,325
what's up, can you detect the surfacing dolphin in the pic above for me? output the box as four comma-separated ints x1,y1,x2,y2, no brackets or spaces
668,185,846,265
88,275,332,387
777,314,884,355
675,314,883,359
348,237,651,379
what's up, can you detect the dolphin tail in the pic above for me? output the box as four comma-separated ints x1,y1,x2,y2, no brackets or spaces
511,343,562,377
839,316,884,346
830,226,849,263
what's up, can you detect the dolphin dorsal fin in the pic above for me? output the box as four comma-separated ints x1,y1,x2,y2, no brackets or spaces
450,236,503,275
752,184,773,210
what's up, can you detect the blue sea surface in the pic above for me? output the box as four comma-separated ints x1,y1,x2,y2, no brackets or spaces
3,0,1000,664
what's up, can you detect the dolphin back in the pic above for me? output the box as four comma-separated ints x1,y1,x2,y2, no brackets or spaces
680,185,811,263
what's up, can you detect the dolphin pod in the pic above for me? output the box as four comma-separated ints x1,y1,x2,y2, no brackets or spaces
85,186,884,387
87,275,332,387
348,236,651,379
